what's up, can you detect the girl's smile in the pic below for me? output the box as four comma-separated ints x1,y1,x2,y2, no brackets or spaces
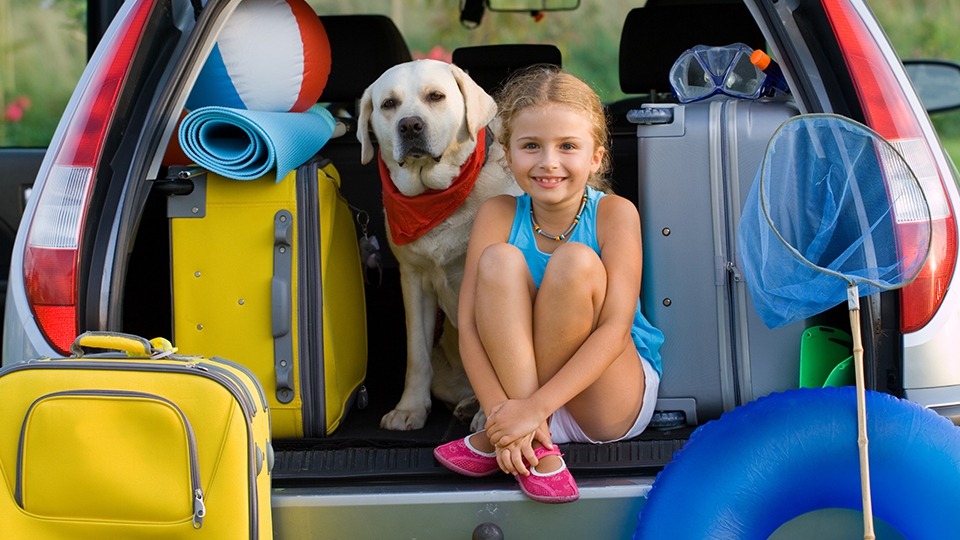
533,175,565,187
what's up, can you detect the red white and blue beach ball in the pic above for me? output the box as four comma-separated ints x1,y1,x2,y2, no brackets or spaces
185,0,331,112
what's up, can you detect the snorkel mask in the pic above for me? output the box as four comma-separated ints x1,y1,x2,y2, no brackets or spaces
669,43,782,103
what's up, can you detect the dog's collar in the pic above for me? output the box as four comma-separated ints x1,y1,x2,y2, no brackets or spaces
482,125,493,165
380,127,490,246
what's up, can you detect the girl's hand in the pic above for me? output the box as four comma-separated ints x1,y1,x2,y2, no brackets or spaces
494,422,553,476
495,431,537,476
484,398,546,448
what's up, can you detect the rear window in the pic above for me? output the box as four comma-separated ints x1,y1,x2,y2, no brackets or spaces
306,0,646,102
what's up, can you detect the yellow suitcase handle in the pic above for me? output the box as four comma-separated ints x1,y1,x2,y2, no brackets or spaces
70,332,178,358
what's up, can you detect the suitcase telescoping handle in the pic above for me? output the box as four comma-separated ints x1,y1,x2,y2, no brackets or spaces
70,331,178,358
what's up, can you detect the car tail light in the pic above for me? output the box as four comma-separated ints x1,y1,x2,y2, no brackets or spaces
822,0,958,333
22,0,155,354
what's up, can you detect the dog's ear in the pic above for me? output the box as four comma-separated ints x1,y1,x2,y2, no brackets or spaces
357,84,376,165
449,63,497,141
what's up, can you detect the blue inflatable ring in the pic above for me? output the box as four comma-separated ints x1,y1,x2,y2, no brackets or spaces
634,387,960,539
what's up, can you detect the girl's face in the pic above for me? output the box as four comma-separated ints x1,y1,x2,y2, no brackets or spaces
505,104,604,206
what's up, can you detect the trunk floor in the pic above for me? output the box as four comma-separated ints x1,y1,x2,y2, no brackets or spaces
271,267,691,485
271,395,691,485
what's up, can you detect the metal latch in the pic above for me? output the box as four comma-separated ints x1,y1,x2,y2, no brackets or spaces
726,260,743,283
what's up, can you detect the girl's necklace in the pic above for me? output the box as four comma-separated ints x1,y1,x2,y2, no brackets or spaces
530,190,589,241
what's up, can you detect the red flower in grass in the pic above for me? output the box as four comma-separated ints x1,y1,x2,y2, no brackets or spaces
4,95,32,123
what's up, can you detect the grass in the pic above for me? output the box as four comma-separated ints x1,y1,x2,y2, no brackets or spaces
940,137,960,168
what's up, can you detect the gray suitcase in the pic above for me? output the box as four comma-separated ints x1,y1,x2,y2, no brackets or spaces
634,98,801,424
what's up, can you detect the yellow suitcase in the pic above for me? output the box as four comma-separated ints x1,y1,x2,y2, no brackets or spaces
0,332,273,539
169,156,368,437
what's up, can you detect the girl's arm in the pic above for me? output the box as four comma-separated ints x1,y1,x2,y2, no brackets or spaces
520,194,644,429
458,195,517,418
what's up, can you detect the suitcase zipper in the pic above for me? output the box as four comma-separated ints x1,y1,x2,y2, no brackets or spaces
181,363,260,539
296,157,328,437
707,100,740,413
15,389,205,528
199,360,260,417
8,358,256,422
209,355,270,413
5,359,260,538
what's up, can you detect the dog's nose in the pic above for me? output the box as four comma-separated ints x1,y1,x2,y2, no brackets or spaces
398,116,425,139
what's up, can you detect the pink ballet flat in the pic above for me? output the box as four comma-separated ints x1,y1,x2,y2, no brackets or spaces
515,445,579,504
434,433,500,477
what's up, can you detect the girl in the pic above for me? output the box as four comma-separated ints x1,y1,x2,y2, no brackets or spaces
434,66,664,504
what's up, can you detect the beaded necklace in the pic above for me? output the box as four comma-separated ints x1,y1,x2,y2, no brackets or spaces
530,190,589,241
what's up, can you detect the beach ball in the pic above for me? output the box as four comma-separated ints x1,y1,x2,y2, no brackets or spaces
185,0,331,112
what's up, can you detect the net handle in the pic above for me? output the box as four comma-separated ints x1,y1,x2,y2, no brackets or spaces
848,285,875,540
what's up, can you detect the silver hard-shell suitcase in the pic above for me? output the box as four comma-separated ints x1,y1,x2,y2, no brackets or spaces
635,98,801,424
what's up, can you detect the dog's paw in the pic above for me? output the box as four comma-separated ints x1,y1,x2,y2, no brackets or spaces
470,409,487,433
453,396,480,425
380,406,430,431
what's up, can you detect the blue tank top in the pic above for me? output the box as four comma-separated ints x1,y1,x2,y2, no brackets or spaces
508,186,664,376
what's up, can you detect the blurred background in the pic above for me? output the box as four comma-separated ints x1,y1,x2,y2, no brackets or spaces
1,0,958,159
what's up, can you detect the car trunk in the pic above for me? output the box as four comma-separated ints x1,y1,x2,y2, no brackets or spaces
109,0,897,537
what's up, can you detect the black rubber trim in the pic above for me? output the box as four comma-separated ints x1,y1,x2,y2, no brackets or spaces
270,432,691,486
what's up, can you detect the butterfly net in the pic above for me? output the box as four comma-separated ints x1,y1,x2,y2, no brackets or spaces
737,114,932,329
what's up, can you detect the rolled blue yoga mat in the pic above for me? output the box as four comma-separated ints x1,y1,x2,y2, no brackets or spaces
178,104,336,181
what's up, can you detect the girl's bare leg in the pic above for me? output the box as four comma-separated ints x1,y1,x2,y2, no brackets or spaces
535,243,645,443
470,243,539,454
469,242,644,471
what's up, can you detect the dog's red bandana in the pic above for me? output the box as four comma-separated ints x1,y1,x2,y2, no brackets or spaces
379,128,488,246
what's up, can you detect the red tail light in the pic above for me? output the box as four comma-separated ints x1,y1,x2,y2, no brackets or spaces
22,0,155,354
822,0,958,333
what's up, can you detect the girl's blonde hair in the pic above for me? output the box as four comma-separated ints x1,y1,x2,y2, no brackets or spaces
496,65,613,193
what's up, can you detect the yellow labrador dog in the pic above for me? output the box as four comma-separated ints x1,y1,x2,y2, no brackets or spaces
359,59,520,431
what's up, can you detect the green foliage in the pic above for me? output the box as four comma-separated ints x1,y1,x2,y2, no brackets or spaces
54,0,88,32
4,0,958,150
941,136,960,164
1,0,87,147
866,0,960,60
866,0,960,145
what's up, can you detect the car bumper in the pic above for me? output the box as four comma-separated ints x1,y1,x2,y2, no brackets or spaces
271,476,653,539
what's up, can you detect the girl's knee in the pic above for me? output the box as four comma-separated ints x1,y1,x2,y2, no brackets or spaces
477,243,528,283
540,244,606,315
544,243,604,283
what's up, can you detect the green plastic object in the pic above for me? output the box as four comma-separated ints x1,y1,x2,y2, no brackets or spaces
800,326,854,388
823,356,856,388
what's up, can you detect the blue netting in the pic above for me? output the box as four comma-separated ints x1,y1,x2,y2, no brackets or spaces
738,114,931,329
